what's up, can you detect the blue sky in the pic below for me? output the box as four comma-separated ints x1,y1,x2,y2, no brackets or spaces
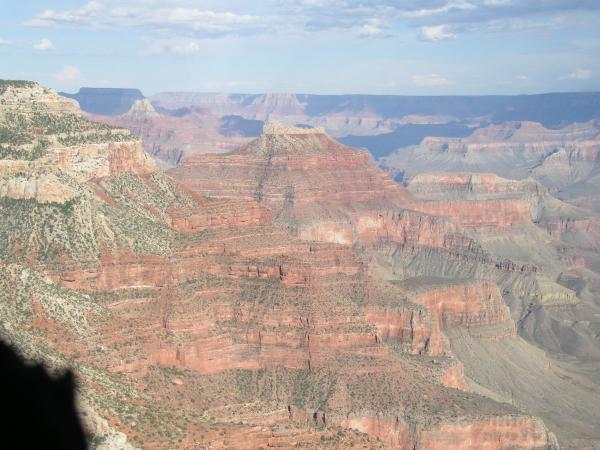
1,0,599,95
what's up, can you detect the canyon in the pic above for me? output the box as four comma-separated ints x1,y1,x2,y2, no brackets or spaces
1,80,600,449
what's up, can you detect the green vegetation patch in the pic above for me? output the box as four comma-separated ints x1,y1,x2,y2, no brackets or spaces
0,80,36,95
0,140,49,160
0,195,98,263
231,367,337,411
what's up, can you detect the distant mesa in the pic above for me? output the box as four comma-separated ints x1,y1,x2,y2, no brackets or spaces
60,87,145,116
219,115,263,137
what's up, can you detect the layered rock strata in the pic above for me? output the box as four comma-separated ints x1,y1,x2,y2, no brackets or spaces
0,86,565,449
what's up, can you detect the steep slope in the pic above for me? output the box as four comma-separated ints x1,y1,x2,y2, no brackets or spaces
169,121,548,284
0,81,563,449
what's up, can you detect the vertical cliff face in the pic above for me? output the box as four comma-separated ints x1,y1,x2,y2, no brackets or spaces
365,304,444,356
410,280,516,337
418,415,557,450
408,172,583,223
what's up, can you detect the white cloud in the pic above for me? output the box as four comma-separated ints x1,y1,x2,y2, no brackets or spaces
484,0,512,5
54,65,82,83
23,0,600,46
0,38,12,45
358,18,386,37
24,2,104,28
411,74,452,87
171,41,202,55
401,2,477,19
418,24,456,42
562,68,592,80
148,39,203,55
33,38,54,50
24,2,265,36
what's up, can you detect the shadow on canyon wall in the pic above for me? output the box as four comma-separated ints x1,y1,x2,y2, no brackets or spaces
0,340,87,450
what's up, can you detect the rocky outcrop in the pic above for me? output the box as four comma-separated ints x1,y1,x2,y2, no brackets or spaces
408,172,584,223
418,415,557,450
409,172,546,203
325,413,556,449
0,173,78,203
0,82,155,206
457,120,599,143
170,198,271,232
409,199,532,231
365,305,443,356
410,281,516,337
2,82,80,116
79,401,137,450
406,171,600,278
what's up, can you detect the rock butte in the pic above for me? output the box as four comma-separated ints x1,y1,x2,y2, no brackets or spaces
169,118,600,448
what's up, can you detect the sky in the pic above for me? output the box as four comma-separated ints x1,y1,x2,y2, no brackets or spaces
0,0,599,95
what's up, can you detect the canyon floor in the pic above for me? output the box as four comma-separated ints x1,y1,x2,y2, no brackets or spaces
1,80,600,449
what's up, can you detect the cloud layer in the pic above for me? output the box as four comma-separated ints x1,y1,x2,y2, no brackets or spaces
25,0,600,45
9,0,599,94
25,2,266,37
419,25,456,41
